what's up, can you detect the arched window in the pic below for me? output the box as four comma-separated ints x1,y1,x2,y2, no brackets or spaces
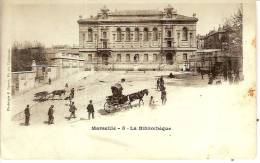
126,28,130,41
144,28,149,41
88,28,93,42
153,28,158,41
117,28,122,41
134,28,139,41
182,27,188,41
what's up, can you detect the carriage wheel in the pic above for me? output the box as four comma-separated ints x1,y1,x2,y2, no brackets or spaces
104,102,113,113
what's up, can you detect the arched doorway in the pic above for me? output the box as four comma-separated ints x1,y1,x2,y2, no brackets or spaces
102,53,109,65
166,53,173,65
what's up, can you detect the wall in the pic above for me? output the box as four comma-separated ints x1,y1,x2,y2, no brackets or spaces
12,71,36,95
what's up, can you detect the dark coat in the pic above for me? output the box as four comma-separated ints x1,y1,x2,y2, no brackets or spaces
87,104,94,113
48,107,54,117
24,107,30,117
69,104,77,113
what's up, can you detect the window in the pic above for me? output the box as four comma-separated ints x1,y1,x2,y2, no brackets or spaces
117,28,122,41
182,27,188,40
126,28,130,41
103,31,107,39
126,54,130,62
134,28,139,41
82,33,85,41
167,30,172,37
144,54,148,62
190,33,193,39
103,42,107,48
183,53,188,60
88,54,92,62
116,54,121,62
134,54,139,62
153,28,158,41
88,28,93,42
167,41,172,47
144,28,148,41
48,68,51,72
153,54,157,62
113,34,116,40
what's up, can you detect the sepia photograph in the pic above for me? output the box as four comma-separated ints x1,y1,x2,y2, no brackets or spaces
0,0,257,160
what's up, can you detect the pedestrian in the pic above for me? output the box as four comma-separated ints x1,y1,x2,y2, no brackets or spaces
68,93,73,105
234,71,240,84
156,78,160,90
49,78,51,85
68,102,77,120
161,88,167,105
24,104,30,126
228,71,233,84
159,76,164,90
87,100,95,120
160,76,164,86
48,105,54,124
199,68,204,79
65,83,68,88
223,67,228,81
70,88,75,99
149,96,156,109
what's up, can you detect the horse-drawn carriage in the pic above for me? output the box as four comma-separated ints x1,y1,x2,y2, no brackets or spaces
104,83,149,113
104,83,129,113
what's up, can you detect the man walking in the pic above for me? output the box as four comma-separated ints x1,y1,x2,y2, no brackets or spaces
87,100,95,120
48,105,54,124
68,102,77,120
24,105,30,126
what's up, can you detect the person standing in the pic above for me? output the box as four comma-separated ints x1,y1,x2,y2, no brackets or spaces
68,102,77,120
48,78,51,85
70,88,75,99
149,96,156,109
87,100,95,120
159,76,164,90
161,88,167,105
156,78,160,90
24,105,30,126
228,70,233,84
48,105,54,124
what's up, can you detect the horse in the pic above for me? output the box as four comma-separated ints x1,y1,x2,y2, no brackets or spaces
34,91,50,101
128,89,149,108
51,89,66,99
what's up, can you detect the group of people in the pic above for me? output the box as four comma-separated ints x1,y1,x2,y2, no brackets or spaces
149,76,167,109
200,66,240,85
23,83,95,126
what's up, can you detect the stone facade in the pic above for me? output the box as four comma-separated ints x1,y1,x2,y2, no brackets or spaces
78,5,198,71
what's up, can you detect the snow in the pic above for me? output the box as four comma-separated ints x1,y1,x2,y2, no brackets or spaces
1,71,256,159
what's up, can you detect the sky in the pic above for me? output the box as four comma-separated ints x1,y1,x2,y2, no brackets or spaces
8,2,241,47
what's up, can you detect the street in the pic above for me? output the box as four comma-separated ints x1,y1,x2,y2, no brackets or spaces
2,71,255,159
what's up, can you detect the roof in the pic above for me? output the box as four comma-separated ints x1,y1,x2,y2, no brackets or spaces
78,9,198,23
111,10,162,16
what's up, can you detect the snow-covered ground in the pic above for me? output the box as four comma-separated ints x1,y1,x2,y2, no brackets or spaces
1,71,256,159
